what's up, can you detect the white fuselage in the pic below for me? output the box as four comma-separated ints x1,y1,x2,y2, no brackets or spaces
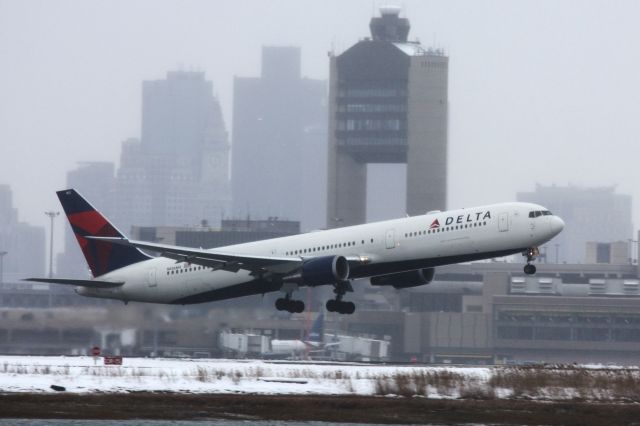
77,202,563,304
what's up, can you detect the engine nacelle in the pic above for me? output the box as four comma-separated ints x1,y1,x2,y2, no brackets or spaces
286,255,350,287
369,268,435,289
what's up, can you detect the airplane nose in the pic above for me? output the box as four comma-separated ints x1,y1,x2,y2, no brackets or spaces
550,216,565,235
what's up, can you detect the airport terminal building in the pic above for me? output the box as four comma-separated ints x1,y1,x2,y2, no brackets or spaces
3,256,640,364
398,262,640,364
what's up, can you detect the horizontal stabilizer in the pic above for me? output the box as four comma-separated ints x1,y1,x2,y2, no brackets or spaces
23,278,124,288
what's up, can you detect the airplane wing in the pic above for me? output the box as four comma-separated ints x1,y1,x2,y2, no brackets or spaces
24,278,124,288
86,237,302,275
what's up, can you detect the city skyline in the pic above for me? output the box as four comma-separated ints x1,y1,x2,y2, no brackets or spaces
2,1,640,263
231,46,327,231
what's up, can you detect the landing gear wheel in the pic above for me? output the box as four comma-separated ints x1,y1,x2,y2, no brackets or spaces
293,300,305,313
326,281,355,314
522,247,540,276
326,299,337,312
342,301,356,315
275,298,287,311
327,300,356,315
275,297,305,313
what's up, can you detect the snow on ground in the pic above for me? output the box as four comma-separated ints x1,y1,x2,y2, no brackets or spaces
0,355,488,396
0,355,638,402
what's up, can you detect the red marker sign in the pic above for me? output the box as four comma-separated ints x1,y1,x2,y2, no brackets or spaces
104,356,123,365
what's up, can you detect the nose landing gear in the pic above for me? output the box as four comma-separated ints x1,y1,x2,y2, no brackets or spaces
522,247,539,275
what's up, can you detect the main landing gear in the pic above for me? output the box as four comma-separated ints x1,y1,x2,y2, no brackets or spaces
275,295,305,313
326,281,355,315
523,247,540,275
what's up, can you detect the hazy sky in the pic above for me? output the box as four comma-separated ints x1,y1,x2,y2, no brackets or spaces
2,0,640,243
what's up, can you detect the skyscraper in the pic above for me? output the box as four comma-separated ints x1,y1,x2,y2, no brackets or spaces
0,184,45,280
113,71,230,233
231,46,327,230
326,6,448,227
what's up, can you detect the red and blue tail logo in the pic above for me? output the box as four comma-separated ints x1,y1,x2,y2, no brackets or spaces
57,189,150,277
305,313,324,344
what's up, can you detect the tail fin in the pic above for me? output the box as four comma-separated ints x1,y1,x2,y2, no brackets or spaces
305,313,324,344
57,189,150,277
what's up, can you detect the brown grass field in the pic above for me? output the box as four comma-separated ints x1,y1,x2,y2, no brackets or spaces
1,393,640,425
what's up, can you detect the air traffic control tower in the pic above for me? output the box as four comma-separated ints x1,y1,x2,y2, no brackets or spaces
327,6,448,227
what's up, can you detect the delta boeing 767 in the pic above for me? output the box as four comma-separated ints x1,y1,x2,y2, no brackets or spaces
27,189,564,314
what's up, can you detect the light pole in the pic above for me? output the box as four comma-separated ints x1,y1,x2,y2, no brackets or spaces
0,251,7,284
44,211,60,279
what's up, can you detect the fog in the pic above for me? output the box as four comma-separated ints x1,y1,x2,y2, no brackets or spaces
2,0,640,365
1,0,640,244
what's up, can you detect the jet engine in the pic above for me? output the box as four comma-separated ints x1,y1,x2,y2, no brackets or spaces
284,255,350,286
369,268,435,289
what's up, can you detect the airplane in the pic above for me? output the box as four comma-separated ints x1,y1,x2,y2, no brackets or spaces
269,312,330,357
27,189,564,315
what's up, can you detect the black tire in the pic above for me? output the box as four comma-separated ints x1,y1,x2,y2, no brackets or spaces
336,301,355,315
275,298,286,311
326,299,337,312
524,264,536,275
344,301,356,315
294,300,305,313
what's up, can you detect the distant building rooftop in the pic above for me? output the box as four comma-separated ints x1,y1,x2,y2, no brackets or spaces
392,42,445,56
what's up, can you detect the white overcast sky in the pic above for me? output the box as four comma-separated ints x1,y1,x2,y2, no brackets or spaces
1,0,640,239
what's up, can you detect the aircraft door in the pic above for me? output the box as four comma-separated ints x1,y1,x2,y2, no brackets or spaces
147,268,157,288
385,229,396,249
498,212,509,232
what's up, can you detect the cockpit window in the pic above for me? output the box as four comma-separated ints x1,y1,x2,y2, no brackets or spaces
529,210,553,218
